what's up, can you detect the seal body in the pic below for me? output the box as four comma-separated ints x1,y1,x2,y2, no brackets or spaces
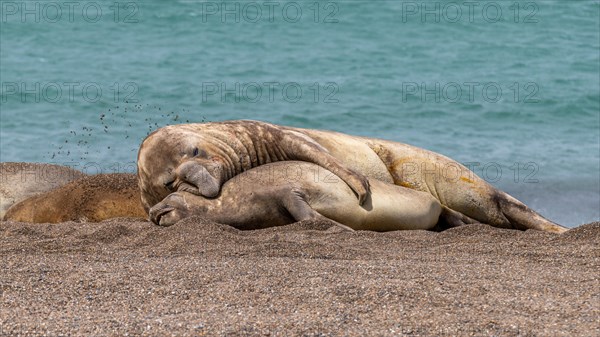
149,162,442,231
138,120,567,233
4,173,146,223
0,162,85,219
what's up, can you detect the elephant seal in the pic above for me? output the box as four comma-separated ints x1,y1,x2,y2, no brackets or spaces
138,120,567,233
0,162,85,219
137,120,370,210
149,161,442,231
4,173,146,223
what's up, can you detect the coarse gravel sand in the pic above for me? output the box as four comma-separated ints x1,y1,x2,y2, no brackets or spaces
1,218,598,336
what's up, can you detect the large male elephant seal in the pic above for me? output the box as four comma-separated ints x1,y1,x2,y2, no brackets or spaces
4,173,146,223
137,120,567,233
0,162,85,219
138,121,370,209
149,161,442,231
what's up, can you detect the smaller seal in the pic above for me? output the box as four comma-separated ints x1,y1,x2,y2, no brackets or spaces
149,161,442,231
0,162,85,219
3,173,146,223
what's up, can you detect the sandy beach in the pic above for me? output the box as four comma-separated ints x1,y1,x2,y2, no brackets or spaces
0,218,598,336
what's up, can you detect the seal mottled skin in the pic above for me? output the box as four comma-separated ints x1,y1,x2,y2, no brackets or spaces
149,161,442,231
4,173,147,223
137,120,370,210
138,120,568,233
0,162,85,219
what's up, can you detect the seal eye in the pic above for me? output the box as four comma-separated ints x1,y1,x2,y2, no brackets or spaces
193,147,199,157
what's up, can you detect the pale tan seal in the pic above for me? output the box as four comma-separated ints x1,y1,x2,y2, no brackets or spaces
137,120,567,233
149,161,442,231
0,162,86,219
3,173,146,223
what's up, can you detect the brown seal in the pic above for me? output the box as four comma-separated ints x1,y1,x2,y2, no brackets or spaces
0,162,85,219
3,173,146,223
138,120,567,233
149,161,442,231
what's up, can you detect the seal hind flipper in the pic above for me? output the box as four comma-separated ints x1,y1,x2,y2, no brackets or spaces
498,191,568,233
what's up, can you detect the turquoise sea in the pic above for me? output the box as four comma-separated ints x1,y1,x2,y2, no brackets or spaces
1,1,598,227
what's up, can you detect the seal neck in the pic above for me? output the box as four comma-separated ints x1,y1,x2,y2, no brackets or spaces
203,123,290,179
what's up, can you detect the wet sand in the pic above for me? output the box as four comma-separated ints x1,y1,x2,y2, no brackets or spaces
1,218,598,336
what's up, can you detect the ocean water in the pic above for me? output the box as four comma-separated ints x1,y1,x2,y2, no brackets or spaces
1,0,598,227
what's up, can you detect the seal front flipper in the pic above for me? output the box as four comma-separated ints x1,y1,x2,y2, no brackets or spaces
174,160,222,198
281,130,370,205
281,187,355,232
